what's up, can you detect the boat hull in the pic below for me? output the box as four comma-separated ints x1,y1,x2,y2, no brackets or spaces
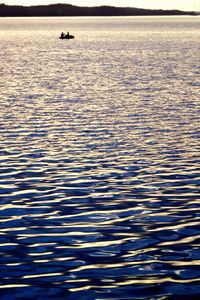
59,35,74,39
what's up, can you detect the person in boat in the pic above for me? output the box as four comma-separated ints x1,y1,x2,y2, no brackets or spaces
60,31,74,39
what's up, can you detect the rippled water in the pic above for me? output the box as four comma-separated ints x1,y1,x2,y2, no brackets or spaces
0,16,200,299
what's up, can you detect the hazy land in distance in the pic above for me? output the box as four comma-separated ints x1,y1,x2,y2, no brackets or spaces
0,3,197,17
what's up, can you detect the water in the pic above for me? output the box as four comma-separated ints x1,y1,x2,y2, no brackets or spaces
0,16,200,299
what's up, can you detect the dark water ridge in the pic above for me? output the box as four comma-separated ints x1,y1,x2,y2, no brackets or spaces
0,16,200,299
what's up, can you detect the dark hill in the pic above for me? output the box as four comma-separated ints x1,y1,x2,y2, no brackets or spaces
0,3,196,17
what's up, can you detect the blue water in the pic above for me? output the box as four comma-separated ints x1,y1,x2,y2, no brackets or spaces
0,16,200,299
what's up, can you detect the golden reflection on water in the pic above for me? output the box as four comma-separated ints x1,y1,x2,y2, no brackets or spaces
159,235,200,246
0,285,30,289
23,273,63,279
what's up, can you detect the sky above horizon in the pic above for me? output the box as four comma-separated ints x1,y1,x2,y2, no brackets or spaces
2,1,200,11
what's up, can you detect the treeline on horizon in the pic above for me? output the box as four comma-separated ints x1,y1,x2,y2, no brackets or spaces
0,3,196,17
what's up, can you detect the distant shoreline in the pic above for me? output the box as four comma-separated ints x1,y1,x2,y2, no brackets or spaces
0,3,197,17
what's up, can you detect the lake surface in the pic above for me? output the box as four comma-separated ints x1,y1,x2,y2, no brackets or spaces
0,16,200,299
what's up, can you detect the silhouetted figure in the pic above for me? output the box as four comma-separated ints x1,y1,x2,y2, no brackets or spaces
59,31,74,39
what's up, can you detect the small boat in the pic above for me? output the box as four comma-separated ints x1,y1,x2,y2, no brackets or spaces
59,32,74,39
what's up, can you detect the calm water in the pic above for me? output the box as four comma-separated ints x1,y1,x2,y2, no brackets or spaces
0,16,200,299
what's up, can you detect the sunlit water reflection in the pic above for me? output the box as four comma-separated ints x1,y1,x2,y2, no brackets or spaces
0,16,200,299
